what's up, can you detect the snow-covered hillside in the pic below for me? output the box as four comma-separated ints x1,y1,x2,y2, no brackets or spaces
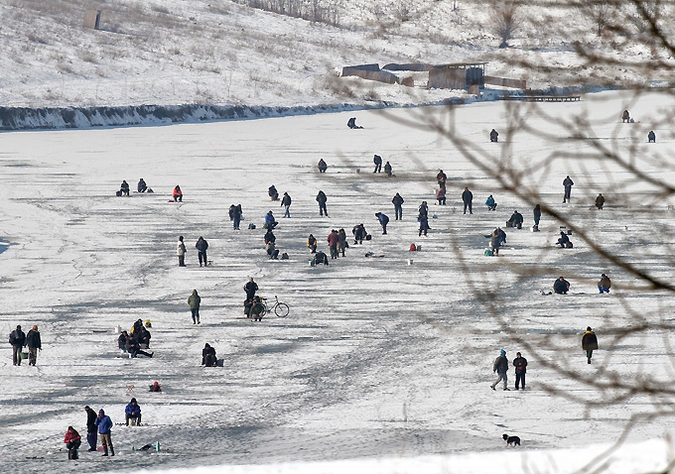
0,0,671,111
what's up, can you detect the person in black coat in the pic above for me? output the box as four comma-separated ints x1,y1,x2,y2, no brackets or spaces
244,278,258,300
557,231,572,248
316,190,328,217
268,185,279,201
648,130,656,143
373,154,382,173
582,327,598,364
418,201,428,219
513,352,528,390
314,251,329,265
553,276,570,294
126,339,153,358
120,180,130,196
136,327,151,348
117,331,129,351
202,343,217,367
230,204,243,230
84,406,98,451
562,175,574,203
25,325,41,366
9,325,26,366
392,193,404,220
533,204,541,230
506,210,523,229
595,193,605,209
490,129,499,142
352,224,367,245
137,178,147,193
461,187,473,214
195,237,208,267
317,159,328,173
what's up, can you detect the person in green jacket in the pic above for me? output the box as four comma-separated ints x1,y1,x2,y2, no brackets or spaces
187,289,201,324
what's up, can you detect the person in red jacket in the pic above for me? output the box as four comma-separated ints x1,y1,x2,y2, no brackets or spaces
172,185,183,202
327,229,339,259
64,426,82,460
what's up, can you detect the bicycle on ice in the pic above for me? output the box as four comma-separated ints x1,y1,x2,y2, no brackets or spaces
249,295,289,321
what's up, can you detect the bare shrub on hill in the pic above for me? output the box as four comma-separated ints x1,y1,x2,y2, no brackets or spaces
488,0,522,48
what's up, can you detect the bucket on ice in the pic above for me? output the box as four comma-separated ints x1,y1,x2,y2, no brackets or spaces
407,259,413,265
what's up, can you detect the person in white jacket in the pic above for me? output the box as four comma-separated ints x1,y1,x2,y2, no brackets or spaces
177,236,187,267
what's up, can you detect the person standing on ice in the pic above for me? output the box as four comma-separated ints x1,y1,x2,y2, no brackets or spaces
648,130,656,143
418,201,428,219
582,327,598,364
281,192,292,218
95,409,114,456
195,236,208,267
436,186,446,205
513,352,528,390
461,186,473,214
562,175,574,203
244,278,258,301
327,229,339,259
9,324,25,366
177,236,187,267
436,170,447,187
418,214,429,236
595,193,605,209
316,190,328,217
490,129,499,142
229,204,243,230
25,324,41,366
188,289,201,324
533,204,541,230
337,228,348,257
490,349,509,391
392,193,404,220
84,406,98,451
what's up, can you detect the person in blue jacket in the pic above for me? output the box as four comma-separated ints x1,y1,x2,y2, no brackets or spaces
375,212,389,235
94,409,114,456
125,398,142,426
264,211,277,230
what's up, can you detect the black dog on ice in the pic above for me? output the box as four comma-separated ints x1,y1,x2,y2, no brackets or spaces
503,433,521,446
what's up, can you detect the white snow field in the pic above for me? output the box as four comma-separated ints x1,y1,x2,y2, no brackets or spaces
2,90,675,474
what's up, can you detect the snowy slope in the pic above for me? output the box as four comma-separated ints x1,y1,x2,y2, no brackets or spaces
0,0,671,111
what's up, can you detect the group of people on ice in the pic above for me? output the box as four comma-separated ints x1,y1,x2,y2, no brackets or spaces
490,327,599,392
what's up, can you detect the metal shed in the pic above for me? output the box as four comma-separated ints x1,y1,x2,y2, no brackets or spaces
427,63,487,90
